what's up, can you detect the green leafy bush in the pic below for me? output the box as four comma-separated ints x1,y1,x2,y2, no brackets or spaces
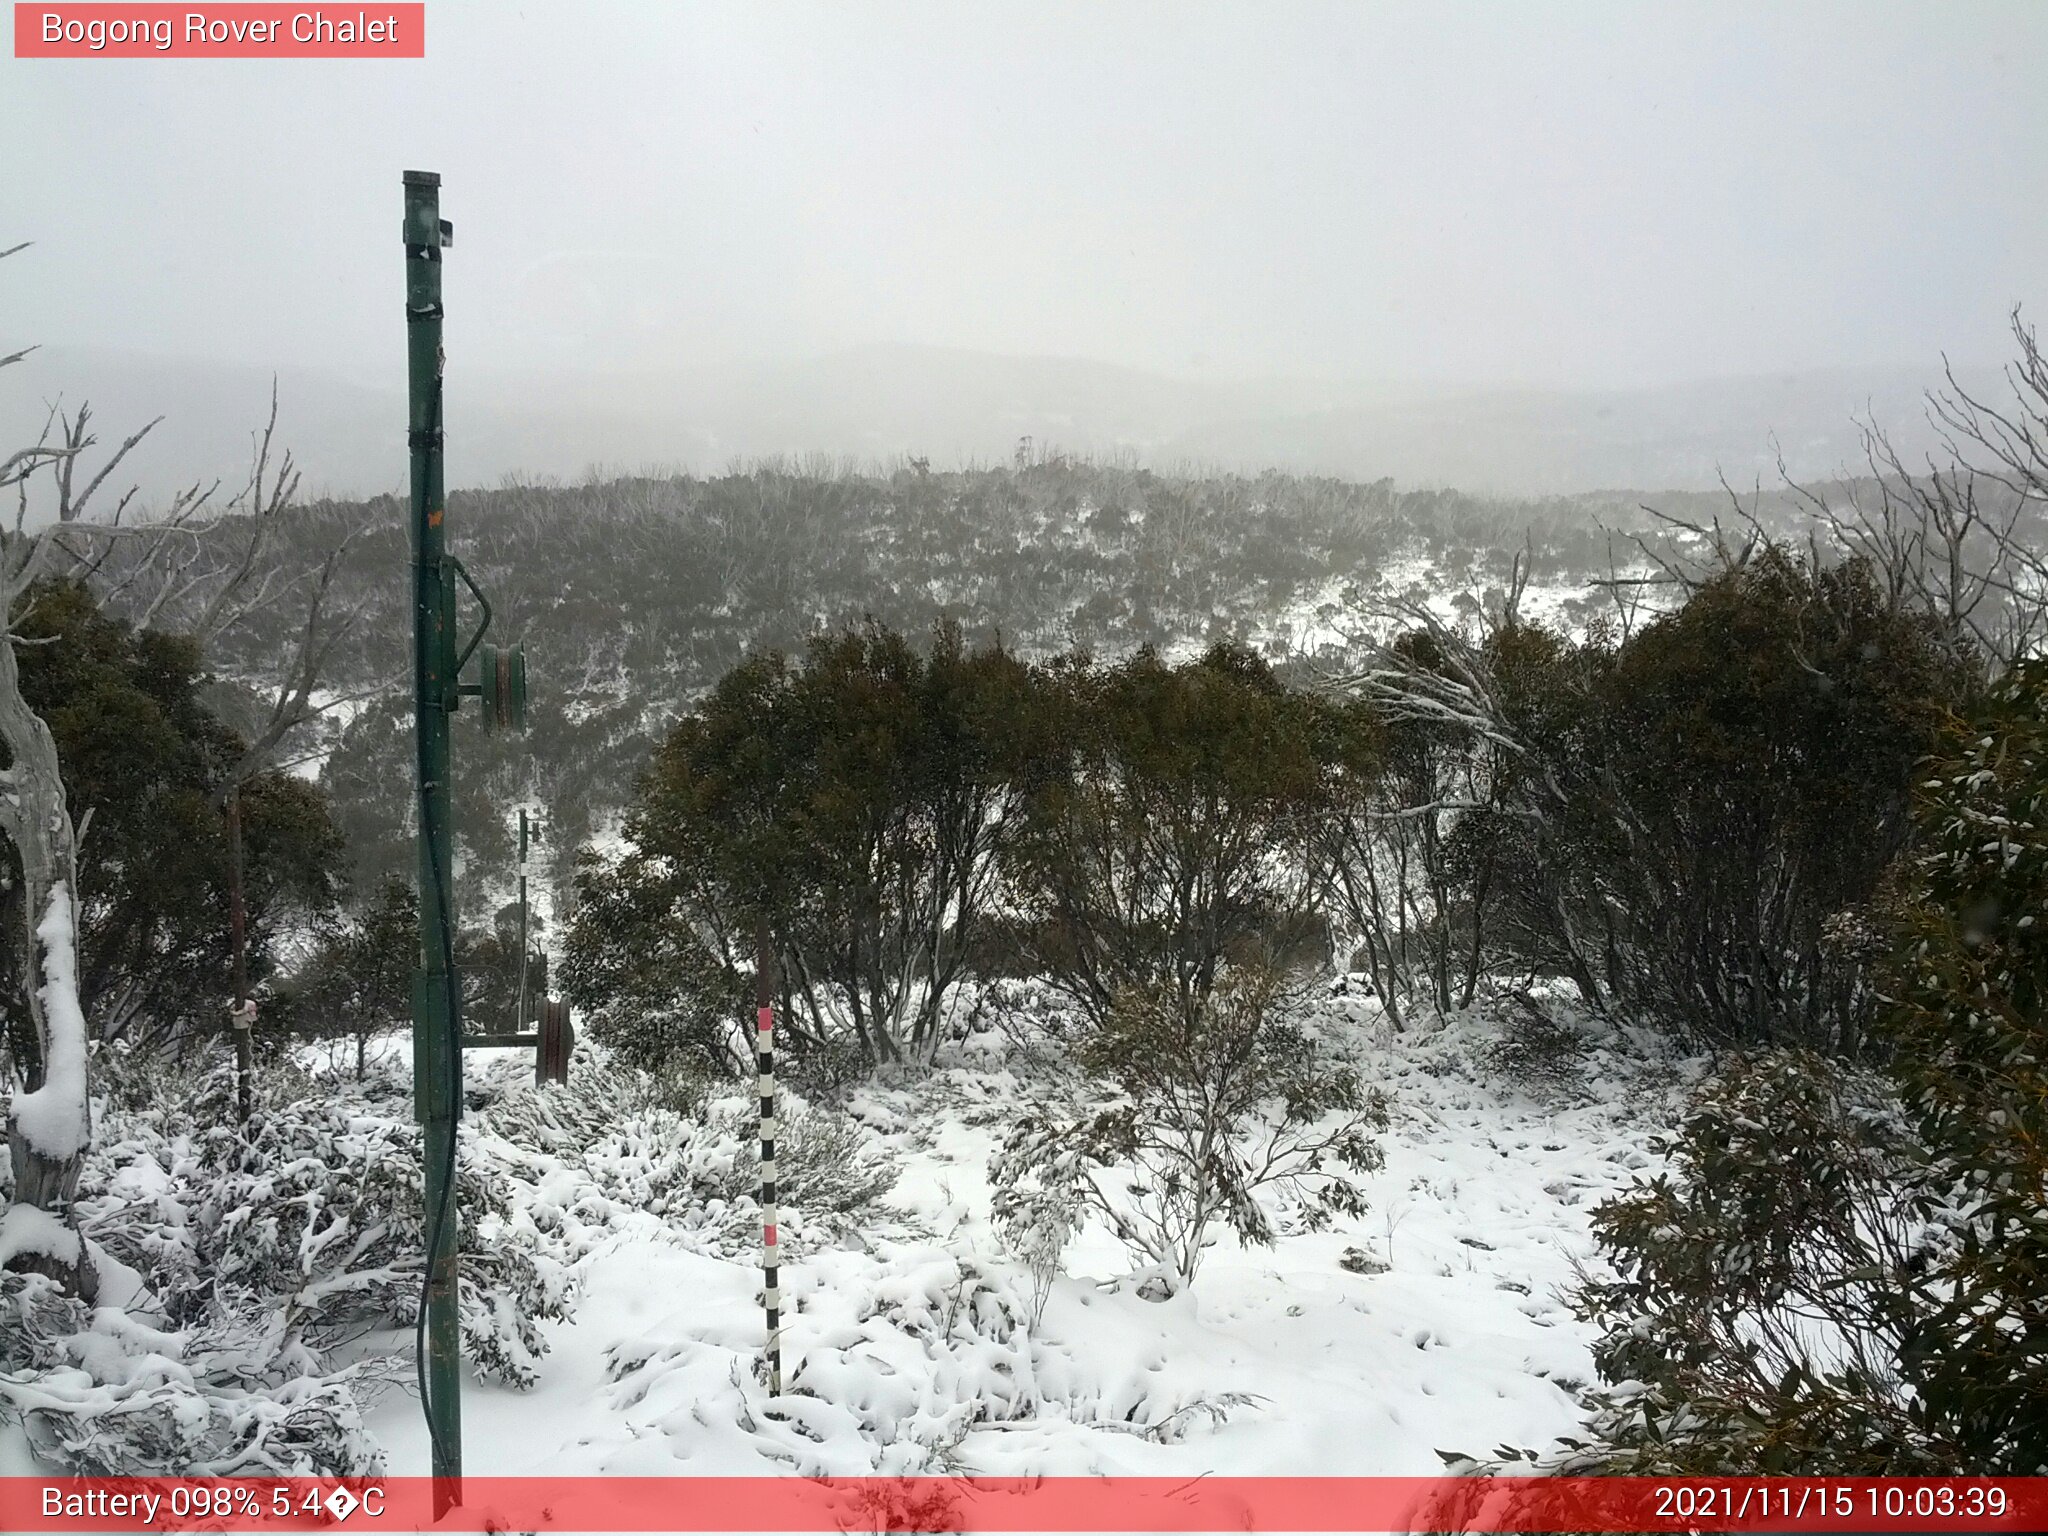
1556,661,2048,1474
1007,643,1336,1032
565,619,1044,1073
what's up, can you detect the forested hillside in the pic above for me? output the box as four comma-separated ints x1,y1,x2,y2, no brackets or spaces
12,363,2048,1486
173,459,1771,902
12,1,2048,1504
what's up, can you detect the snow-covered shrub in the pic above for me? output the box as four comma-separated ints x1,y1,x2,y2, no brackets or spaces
967,976,1086,1072
89,1037,220,1120
77,1053,574,1390
1477,987,1590,1089
468,1052,662,1153
579,1092,898,1253
600,1243,1259,1476
1337,1243,1388,1274
706,1097,898,1216
780,1251,1038,1462
992,963,1386,1291
7,1042,616,1474
578,1107,733,1223
991,1183,1078,1328
781,1033,870,1107
0,1272,384,1476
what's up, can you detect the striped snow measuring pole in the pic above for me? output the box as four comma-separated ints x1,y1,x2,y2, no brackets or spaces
755,917,783,1395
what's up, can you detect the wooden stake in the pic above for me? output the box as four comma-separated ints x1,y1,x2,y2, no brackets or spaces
226,783,251,1123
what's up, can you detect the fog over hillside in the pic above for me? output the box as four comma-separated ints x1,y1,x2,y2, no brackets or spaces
1,341,1990,506
10,1,2048,1497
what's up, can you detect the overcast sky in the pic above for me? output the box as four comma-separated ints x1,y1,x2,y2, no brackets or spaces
6,1,2047,393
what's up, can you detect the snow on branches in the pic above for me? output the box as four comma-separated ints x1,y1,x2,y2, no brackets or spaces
11,885,90,1162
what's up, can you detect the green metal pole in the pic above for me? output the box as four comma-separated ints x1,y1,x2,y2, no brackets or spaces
403,168,462,1503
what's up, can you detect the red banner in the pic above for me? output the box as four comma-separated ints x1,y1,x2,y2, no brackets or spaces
3,1476,2045,1533
13,4,424,58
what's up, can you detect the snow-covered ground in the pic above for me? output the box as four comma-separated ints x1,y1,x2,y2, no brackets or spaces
362,994,1697,1482
1246,547,1659,670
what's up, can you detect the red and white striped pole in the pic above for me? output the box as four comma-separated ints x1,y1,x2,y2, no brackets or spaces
754,917,782,1396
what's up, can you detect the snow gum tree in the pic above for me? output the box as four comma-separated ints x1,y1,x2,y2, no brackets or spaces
1005,642,1335,1033
1,243,331,1295
1,582,128,1300
1315,621,1533,1024
566,618,1045,1072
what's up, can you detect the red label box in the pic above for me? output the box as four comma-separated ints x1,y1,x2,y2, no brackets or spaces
14,4,425,58
4,1475,2047,1533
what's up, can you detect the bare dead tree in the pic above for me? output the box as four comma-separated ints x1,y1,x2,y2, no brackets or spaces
1589,531,1658,644
1,246,218,1299
109,386,371,1118
1313,566,1570,1020
2,248,362,1285
1614,312,2048,677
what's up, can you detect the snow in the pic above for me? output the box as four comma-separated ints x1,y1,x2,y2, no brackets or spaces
0,969,1694,1499
1249,544,1667,668
0,1203,81,1268
253,686,367,784
355,991,1690,1483
9,883,90,1161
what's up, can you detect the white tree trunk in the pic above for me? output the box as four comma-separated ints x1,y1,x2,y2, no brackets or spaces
0,634,97,1301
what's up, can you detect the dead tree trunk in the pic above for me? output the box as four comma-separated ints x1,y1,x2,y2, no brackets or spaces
0,635,98,1301
226,783,252,1122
